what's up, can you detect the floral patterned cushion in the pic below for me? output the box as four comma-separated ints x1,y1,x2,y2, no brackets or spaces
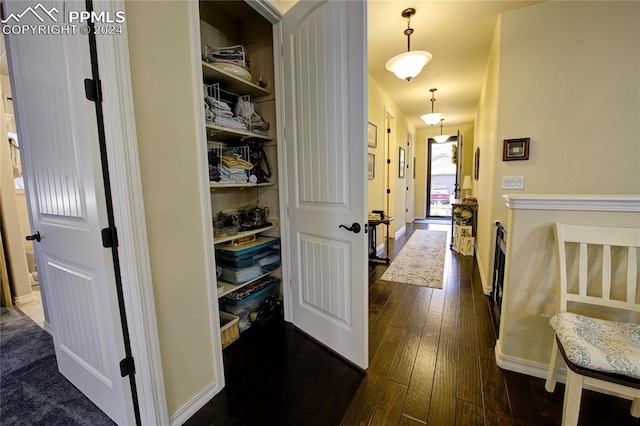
549,313,640,379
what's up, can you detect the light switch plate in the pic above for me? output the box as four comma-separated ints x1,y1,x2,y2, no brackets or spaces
502,176,525,189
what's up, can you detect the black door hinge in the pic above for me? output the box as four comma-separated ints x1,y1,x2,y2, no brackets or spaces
84,78,103,102
120,356,136,377
101,227,118,248
387,128,391,134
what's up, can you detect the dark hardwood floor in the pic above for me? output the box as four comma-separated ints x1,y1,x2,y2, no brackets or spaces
185,222,637,426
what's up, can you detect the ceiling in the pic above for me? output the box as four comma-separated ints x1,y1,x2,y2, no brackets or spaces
367,1,541,130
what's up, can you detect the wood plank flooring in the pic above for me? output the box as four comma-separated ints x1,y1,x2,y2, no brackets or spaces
185,222,638,425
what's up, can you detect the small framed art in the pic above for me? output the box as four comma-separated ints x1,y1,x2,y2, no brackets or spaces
368,153,375,180
503,138,530,161
367,122,377,148
399,147,405,179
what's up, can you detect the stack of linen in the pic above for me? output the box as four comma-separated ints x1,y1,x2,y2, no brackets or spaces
219,155,252,183
204,95,246,131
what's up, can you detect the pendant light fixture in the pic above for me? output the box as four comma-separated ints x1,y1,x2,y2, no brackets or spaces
434,119,450,143
385,8,432,81
421,88,445,126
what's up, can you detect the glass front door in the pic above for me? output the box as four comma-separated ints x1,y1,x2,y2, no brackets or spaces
426,139,457,218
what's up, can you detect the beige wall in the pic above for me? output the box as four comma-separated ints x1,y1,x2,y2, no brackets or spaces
126,1,216,416
367,75,416,241
475,1,640,291
473,16,502,291
473,1,640,369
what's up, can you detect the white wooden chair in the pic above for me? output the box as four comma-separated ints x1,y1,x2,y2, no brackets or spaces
545,223,640,425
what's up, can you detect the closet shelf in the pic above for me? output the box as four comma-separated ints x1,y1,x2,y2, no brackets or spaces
217,269,280,299
205,124,272,142
213,224,278,245
202,61,270,98
210,182,275,190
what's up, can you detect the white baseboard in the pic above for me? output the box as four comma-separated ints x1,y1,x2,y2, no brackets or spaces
494,341,633,400
43,321,52,335
376,243,385,256
495,341,550,380
394,225,406,240
475,255,491,295
13,293,35,305
170,380,221,426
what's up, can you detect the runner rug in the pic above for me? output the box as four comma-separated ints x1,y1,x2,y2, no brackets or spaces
380,229,447,289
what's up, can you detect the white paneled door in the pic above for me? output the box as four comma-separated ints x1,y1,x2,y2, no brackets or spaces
4,1,135,423
282,0,368,369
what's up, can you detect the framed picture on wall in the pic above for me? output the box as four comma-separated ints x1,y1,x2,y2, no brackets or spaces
503,138,530,161
368,153,375,180
367,122,377,148
399,147,405,179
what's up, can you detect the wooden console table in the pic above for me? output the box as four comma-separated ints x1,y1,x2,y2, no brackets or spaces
368,217,394,264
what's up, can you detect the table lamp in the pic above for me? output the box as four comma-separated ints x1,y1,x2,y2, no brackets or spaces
462,175,473,198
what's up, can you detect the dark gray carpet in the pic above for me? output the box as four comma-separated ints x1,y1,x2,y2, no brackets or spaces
0,307,115,426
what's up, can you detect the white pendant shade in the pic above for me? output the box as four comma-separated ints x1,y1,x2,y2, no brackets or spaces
385,51,432,81
434,134,450,143
421,112,445,126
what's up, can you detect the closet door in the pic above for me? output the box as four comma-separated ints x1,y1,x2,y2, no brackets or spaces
282,0,368,369
4,1,136,423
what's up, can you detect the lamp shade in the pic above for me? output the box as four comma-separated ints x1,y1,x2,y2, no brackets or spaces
420,112,445,126
433,134,450,143
462,175,473,190
385,51,432,81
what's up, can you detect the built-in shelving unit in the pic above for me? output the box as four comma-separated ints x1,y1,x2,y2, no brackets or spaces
217,270,276,298
210,182,274,190
213,224,277,245
200,0,281,344
205,123,272,142
202,61,270,98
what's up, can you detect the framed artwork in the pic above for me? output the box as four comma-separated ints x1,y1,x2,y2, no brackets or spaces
368,153,375,180
474,147,480,180
367,122,377,148
503,138,530,161
399,147,405,179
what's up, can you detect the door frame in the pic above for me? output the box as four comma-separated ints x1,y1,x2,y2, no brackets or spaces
425,136,458,219
405,131,414,224
87,0,168,423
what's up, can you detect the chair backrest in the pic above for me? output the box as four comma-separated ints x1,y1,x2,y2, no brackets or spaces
554,222,640,314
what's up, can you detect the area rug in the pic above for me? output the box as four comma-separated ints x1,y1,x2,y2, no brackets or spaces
380,230,447,288
0,307,114,426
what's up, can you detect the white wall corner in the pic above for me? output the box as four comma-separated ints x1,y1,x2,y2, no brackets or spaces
495,340,550,380
475,255,491,295
169,380,221,426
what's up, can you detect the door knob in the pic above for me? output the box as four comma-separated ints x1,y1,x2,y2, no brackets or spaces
339,223,361,234
25,232,41,242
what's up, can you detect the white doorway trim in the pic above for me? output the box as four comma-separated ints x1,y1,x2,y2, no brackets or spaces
94,0,168,423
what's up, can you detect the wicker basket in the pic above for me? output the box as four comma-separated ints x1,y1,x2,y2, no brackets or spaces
220,311,240,349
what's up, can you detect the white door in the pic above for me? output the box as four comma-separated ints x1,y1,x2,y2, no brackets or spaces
282,0,368,369
405,133,413,224
4,1,135,423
